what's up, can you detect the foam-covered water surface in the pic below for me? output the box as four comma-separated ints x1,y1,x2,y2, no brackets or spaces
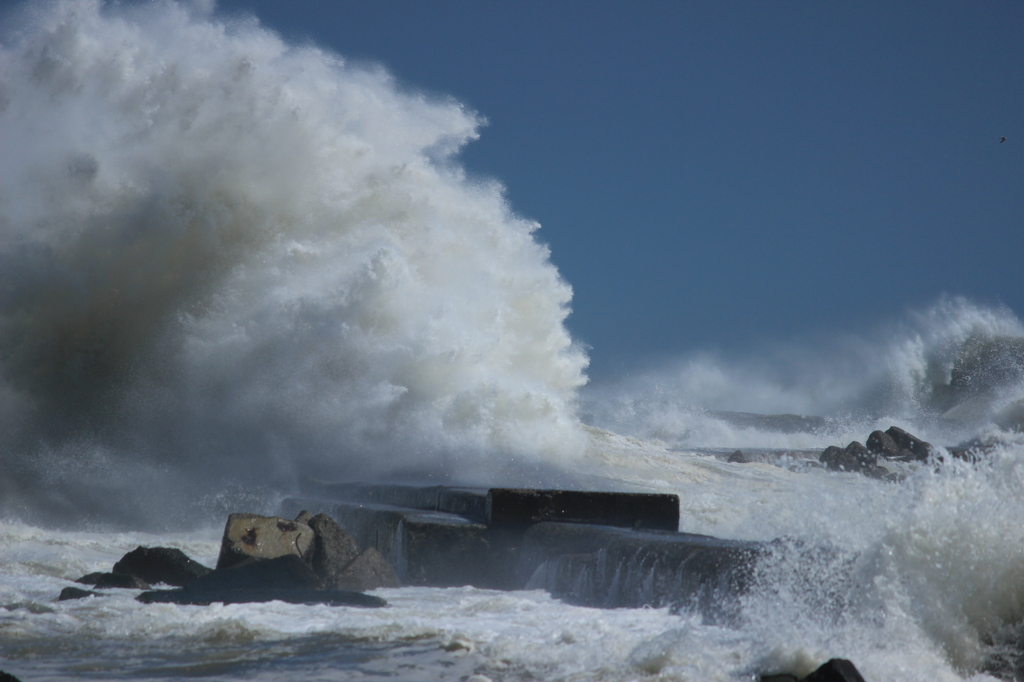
5,433,1024,681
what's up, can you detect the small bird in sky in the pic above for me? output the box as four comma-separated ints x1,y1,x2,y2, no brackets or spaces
1000,136,1007,143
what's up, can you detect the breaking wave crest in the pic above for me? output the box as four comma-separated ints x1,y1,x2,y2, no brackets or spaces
0,0,588,525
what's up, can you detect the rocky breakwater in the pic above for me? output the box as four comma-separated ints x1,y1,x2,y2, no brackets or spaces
59,512,397,607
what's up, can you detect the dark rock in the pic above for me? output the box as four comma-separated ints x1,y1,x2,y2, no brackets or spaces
819,446,844,468
728,450,750,463
76,572,149,589
820,442,876,473
0,671,23,682
485,488,679,531
760,675,799,682
305,513,362,588
135,553,388,607
885,426,933,461
866,430,901,458
58,586,96,601
112,546,212,587
216,513,315,570
75,571,107,585
137,587,387,607
801,658,866,682
295,509,313,524
333,547,401,591
845,441,875,466
189,554,323,593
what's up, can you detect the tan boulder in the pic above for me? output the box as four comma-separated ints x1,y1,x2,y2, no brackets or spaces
216,513,314,570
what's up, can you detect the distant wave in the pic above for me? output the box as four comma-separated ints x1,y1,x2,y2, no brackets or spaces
583,296,1024,449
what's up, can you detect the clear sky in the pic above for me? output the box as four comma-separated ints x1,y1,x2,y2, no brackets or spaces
216,0,1023,380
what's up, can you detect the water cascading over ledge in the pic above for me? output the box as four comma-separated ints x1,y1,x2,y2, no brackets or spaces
280,483,763,620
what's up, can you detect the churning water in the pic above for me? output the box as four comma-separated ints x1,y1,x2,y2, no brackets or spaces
2,2,1024,680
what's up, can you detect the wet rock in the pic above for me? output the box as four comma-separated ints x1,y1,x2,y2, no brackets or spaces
332,547,401,591
58,586,96,601
0,671,23,682
866,430,903,458
728,449,750,463
305,513,362,587
819,446,844,468
189,554,323,592
885,426,933,461
801,657,865,682
76,572,149,589
300,512,400,590
820,442,876,473
216,513,314,570
136,555,387,607
759,675,798,682
75,571,107,585
112,546,212,587
486,488,679,531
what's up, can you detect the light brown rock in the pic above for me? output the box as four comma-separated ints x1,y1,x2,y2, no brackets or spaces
216,513,314,570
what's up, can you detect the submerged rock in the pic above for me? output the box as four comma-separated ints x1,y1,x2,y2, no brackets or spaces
76,572,150,589
113,546,212,587
58,586,96,601
216,513,315,569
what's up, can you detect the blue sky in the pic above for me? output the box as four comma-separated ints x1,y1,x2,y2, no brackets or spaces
217,0,1023,380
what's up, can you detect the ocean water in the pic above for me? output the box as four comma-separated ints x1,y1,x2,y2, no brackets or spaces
3,2,1024,680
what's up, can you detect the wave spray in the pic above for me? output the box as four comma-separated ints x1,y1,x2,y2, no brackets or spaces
0,0,588,525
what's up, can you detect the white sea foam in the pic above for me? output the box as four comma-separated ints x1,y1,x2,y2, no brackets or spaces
0,0,587,524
